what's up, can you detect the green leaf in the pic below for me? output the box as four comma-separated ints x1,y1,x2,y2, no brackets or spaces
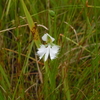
0,90,4,100
0,65,10,88
20,0,41,48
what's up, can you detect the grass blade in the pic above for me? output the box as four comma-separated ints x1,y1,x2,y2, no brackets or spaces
20,0,41,48
0,65,10,88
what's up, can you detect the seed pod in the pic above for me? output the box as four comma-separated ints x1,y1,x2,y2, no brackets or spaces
49,10,55,17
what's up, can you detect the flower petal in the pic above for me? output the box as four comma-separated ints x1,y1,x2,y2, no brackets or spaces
37,43,60,61
50,45,60,60
42,33,55,42
37,45,46,59
44,45,50,61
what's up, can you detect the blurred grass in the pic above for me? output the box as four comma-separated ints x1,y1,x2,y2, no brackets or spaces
0,0,100,100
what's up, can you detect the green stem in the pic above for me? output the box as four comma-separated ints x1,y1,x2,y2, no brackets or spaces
61,34,94,55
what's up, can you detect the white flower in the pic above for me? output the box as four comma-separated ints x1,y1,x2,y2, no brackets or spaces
37,44,60,61
37,33,60,61
42,33,55,43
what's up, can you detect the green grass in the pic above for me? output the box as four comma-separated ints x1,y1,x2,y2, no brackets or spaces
0,0,100,100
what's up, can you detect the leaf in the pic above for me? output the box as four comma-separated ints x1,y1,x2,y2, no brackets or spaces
0,65,10,88
20,0,41,48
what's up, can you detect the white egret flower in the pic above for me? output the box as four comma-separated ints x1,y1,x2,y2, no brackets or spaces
42,33,55,42
37,33,60,61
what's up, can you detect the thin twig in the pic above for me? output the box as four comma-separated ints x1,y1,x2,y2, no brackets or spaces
24,83,36,93
0,85,7,93
64,21,79,43
60,43,100,59
0,23,48,33
60,34,94,55
3,48,44,65
16,83,36,100
35,54,43,83
0,85,11,100
0,24,28,33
